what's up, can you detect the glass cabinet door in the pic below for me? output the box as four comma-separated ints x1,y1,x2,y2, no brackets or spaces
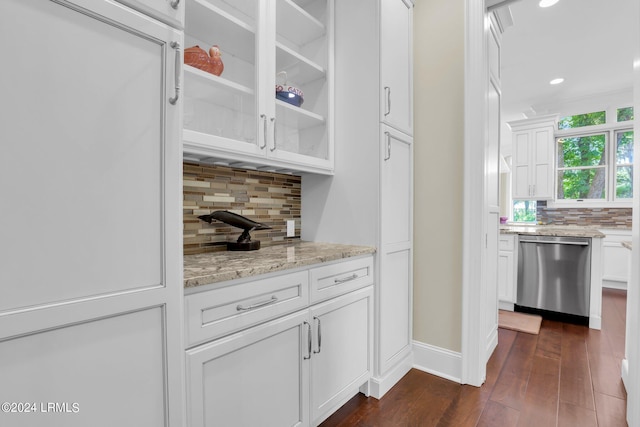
271,0,331,169
182,0,333,173
183,0,261,156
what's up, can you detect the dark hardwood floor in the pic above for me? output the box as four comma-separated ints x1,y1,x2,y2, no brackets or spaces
321,288,628,427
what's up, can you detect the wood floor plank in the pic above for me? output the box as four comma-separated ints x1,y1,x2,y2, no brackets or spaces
433,386,485,427
379,370,458,426
319,394,373,427
594,392,627,427
557,401,597,427
485,328,517,389
601,289,627,360
515,354,560,427
476,400,519,427
534,319,562,360
585,327,614,357
320,291,628,427
560,327,595,410
589,352,627,400
489,333,538,411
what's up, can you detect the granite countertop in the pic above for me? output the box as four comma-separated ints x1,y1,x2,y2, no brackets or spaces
500,224,605,238
183,241,376,288
622,241,632,250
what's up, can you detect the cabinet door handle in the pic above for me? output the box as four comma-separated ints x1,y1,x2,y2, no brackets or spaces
304,321,312,360
270,117,277,152
313,316,322,354
170,0,180,9
384,131,391,161
334,273,358,284
236,296,278,311
169,41,181,105
384,86,391,116
260,114,267,149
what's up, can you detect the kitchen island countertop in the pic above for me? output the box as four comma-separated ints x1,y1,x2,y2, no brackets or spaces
500,224,605,238
183,241,376,288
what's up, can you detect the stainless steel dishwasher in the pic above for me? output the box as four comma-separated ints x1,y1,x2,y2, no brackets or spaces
516,235,591,319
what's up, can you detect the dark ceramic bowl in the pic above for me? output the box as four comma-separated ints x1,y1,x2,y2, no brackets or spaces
275,84,304,107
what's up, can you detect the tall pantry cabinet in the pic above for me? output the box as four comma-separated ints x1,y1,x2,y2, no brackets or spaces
303,0,413,399
0,0,184,426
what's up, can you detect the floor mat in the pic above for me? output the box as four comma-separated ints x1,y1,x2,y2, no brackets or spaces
498,310,542,334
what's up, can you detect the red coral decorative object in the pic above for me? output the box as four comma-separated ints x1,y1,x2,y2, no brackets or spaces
184,45,224,76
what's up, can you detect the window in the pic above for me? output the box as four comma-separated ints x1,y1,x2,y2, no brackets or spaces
557,133,607,200
616,130,634,198
513,200,537,223
617,106,634,122
558,111,606,130
555,112,633,202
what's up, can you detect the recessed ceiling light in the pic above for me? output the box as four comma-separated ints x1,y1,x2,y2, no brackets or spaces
550,78,564,85
539,0,560,7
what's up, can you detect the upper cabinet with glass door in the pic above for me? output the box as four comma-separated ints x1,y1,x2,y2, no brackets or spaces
182,0,333,174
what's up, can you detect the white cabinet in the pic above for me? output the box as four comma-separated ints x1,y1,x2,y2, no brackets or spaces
184,270,309,347
186,310,310,427
498,234,518,310
182,0,333,174
380,0,413,136
379,125,413,374
0,0,184,425
309,287,373,424
184,256,374,427
509,115,557,200
302,0,413,399
600,228,632,289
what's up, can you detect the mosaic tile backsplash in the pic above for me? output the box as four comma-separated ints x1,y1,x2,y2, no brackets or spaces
536,201,632,228
183,162,301,254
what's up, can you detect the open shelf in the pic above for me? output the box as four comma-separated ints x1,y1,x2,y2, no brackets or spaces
276,0,325,47
275,99,325,130
186,0,256,64
275,42,325,85
184,65,254,99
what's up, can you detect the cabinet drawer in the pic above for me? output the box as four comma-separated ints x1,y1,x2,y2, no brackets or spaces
499,234,515,251
185,271,309,348
114,0,184,29
309,256,374,304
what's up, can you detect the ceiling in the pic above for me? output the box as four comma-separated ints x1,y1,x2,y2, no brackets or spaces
499,0,637,123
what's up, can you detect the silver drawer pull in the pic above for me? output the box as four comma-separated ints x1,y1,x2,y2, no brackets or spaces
304,321,312,360
313,316,321,354
334,274,358,284
236,296,278,311
168,41,181,105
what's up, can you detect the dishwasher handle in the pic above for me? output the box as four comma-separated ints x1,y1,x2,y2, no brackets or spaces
519,238,589,246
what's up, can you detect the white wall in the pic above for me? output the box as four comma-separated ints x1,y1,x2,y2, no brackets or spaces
413,0,464,352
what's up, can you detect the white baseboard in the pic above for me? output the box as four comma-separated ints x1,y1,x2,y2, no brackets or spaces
486,327,498,362
603,280,627,290
622,358,629,392
589,315,601,330
498,301,514,311
369,352,413,399
412,340,462,383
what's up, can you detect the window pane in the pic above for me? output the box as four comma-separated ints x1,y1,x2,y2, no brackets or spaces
512,200,536,223
616,130,634,164
617,107,634,122
557,169,606,199
558,111,606,129
557,134,606,168
616,166,633,198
